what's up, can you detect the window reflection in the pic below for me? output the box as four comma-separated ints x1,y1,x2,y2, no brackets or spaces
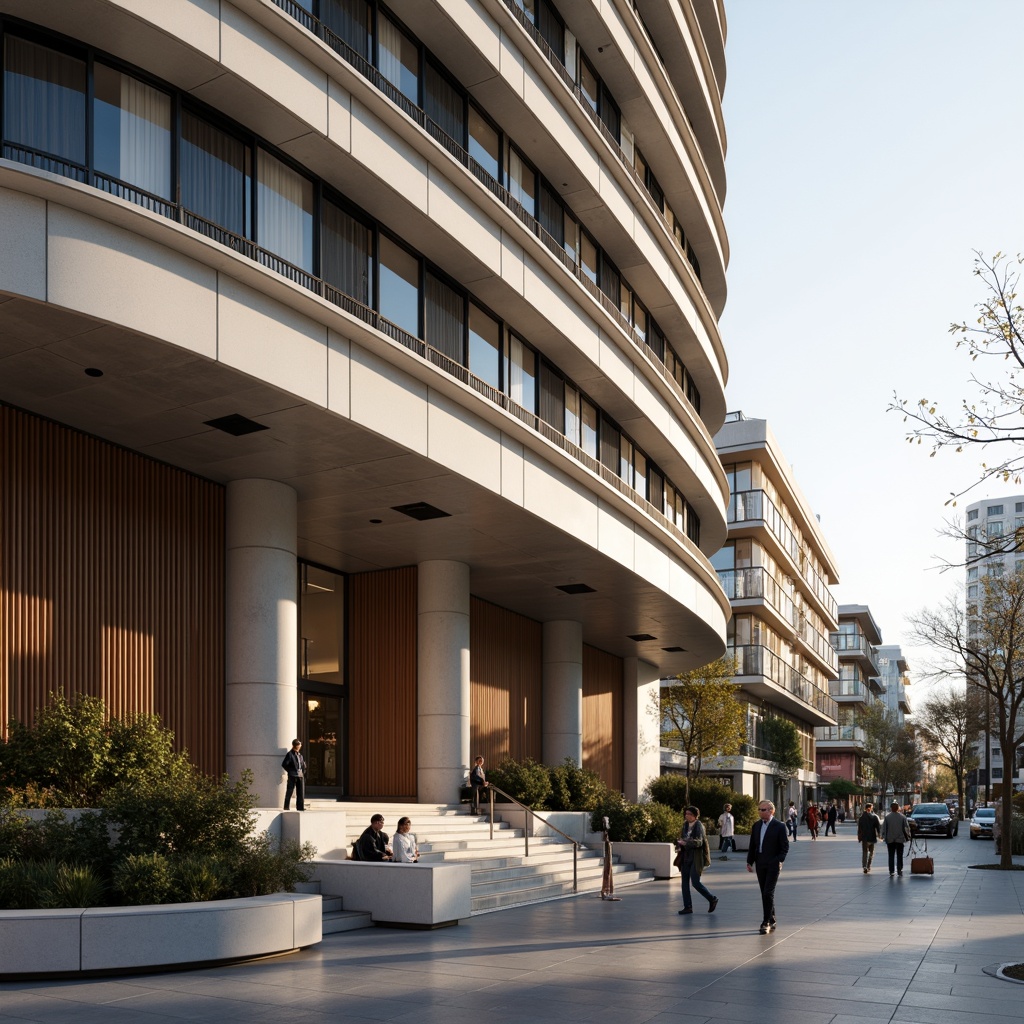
300,563,344,684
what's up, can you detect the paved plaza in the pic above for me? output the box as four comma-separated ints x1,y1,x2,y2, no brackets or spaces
2,825,1023,1024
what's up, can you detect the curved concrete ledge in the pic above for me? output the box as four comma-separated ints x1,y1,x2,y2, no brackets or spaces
0,892,322,979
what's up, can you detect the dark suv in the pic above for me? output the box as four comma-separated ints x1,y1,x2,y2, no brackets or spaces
909,803,958,838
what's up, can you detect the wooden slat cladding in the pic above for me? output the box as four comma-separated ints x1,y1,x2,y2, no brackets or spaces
0,404,224,774
470,597,542,764
346,566,417,798
583,645,623,791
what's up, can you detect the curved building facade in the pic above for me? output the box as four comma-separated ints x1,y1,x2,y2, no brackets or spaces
0,0,730,804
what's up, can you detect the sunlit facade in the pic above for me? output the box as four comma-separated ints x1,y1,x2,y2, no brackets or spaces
0,0,731,804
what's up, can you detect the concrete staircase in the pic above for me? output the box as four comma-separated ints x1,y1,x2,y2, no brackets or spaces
293,880,374,933
338,802,654,914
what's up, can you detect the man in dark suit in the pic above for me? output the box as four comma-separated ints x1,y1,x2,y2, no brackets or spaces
746,799,789,933
281,738,305,811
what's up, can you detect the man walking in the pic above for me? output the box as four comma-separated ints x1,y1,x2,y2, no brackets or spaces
281,738,305,811
857,802,882,873
717,802,735,859
881,800,911,876
747,799,789,934
677,806,718,915
824,800,838,836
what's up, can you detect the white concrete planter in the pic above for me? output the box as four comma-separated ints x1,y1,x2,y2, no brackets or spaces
311,860,471,927
611,842,675,878
0,892,322,978
495,809,593,842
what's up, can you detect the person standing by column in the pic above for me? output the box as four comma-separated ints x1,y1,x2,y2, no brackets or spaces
281,738,305,811
882,800,911,876
469,755,488,814
747,799,789,934
857,802,882,873
676,806,718,915
717,803,735,859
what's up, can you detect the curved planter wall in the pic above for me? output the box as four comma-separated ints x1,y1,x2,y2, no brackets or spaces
0,892,322,979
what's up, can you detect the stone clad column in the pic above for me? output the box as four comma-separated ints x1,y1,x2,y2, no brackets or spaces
225,479,297,807
623,657,661,801
417,560,470,804
542,620,583,766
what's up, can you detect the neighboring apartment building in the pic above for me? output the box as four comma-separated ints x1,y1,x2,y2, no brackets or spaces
0,1,732,806
665,412,840,807
875,644,912,727
815,605,883,798
964,496,1024,801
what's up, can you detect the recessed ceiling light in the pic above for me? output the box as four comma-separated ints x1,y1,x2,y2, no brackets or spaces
391,501,450,521
204,414,268,436
370,518,382,524
84,367,103,377
628,633,656,642
661,646,687,653
556,583,595,594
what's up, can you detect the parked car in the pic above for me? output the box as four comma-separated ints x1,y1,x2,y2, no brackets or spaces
909,802,959,838
969,807,996,840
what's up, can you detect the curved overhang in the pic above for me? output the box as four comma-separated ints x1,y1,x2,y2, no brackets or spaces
0,169,730,675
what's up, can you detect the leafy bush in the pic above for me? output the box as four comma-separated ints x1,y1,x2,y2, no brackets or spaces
645,776,757,833
547,758,608,811
1010,812,1024,856
50,863,106,908
590,792,652,842
644,774,690,811
113,853,174,906
227,836,315,898
172,854,231,903
487,757,552,809
643,802,684,842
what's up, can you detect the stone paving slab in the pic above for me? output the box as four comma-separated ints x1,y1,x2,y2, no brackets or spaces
2,825,1022,1023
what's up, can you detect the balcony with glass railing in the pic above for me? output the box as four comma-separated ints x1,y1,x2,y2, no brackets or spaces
828,680,872,701
815,725,867,746
716,566,795,626
829,631,879,674
730,644,837,722
728,489,838,622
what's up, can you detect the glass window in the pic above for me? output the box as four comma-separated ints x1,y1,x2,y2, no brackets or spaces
425,271,464,363
967,509,979,521
649,468,664,512
711,542,734,572
378,235,420,336
181,110,251,237
619,280,632,323
580,230,598,284
3,35,86,167
600,258,620,307
539,181,563,247
258,148,314,272
565,385,580,445
93,63,171,199
599,85,620,140
468,104,500,181
539,361,564,430
987,521,1004,538
468,302,500,390
508,145,536,218
424,62,464,144
322,196,373,305
322,0,371,60
619,435,633,486
538,1,565,61
988,505,1004,516
600,416,619,473
507,334,536,413
300,562,344,684
633,303,648,344
579,54,598,113
634,449,647,500
378,14,419,103
581,398,598,459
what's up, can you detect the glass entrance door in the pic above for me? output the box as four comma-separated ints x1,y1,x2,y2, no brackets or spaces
303,693,343,794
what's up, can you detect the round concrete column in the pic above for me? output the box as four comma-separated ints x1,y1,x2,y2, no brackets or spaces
542,620,583,766
225,479,297,807
417,560,470,803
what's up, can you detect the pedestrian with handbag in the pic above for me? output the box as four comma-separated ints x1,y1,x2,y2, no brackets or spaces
675,806,718,915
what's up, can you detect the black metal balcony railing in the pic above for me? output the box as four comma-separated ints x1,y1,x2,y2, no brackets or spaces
268,0,702,421
0,144,703,555
728,489,838,621
730,644,837,720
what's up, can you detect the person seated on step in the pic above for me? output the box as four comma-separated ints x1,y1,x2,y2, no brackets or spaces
392,816,420,863
355,813,393,861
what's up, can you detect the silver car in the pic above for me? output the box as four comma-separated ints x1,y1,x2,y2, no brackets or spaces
970,807,996,840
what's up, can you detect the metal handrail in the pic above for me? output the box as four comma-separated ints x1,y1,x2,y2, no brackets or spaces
485,784,578,893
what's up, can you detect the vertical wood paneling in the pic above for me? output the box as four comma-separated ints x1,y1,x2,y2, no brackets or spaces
583,644,623,791
470,598,542,764
346,566,417,798
0,404,225,774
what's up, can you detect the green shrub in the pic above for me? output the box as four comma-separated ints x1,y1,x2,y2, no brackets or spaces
644,774,690,811
113,853,174,906
0,859,60,909
1009,813,1024,856
487,757,552,809
227,835,315,898
645,776,757,833
590,792,652,842
50,863,106,908
0,802,31,861
547,758,608,811
172,854,231,903
642,802,684,842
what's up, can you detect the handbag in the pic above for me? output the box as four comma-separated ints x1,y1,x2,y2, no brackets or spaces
909,837,934,875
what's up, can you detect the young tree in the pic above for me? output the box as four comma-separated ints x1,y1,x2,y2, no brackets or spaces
908,572,1024,868
914,685,983,818
655,657,745,803
890,251,1024,505
859,704,920,806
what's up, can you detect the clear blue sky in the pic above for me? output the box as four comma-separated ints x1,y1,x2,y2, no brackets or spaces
720,1,1024,687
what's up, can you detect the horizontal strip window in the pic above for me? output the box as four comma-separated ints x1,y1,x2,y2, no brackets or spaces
271,0,702,419
0,20,702,551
